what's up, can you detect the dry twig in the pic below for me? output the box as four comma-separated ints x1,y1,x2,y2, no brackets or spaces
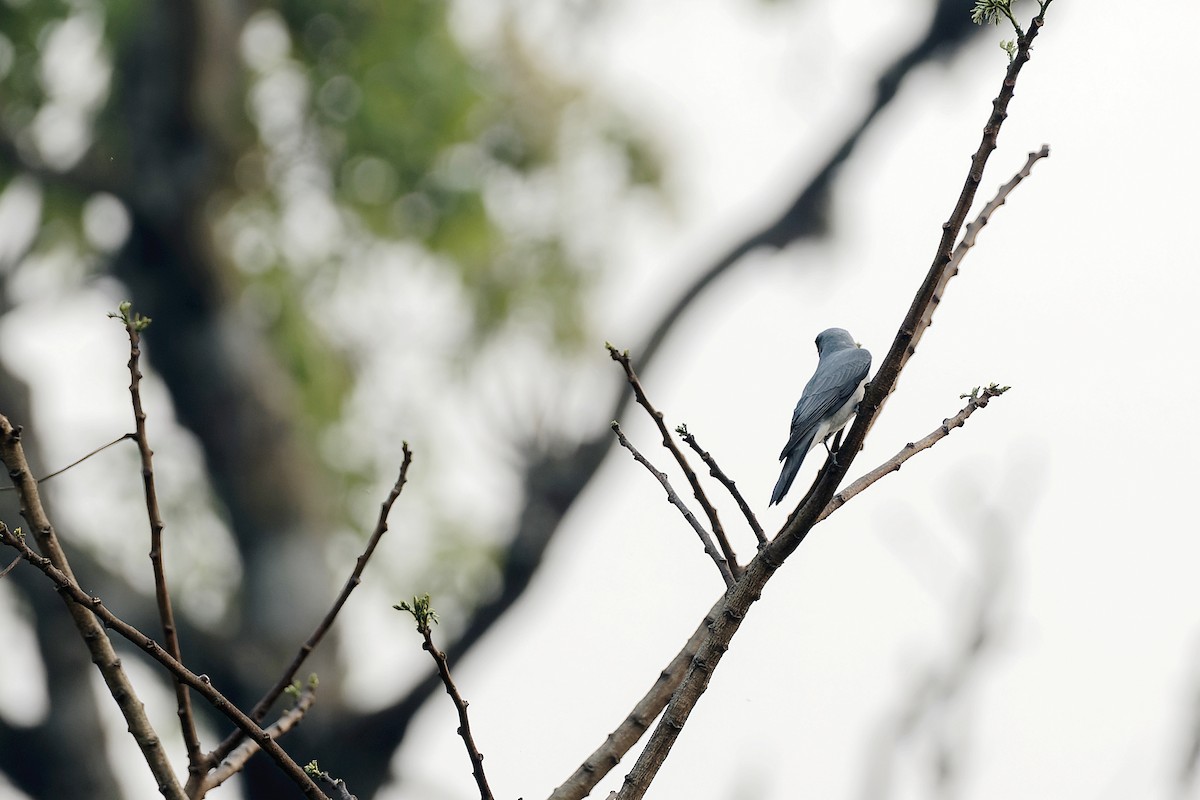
0,433,132,493
208,445,414,769
396,595,495,800
0,414,186,800
607,345,742,577
112,303,204,778
0,520,330,799
677,424,766,546
198,679,319,794
820,385,1009,522
611,422,735,588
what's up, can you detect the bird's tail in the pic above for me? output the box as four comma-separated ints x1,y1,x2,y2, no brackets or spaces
769,432,815,506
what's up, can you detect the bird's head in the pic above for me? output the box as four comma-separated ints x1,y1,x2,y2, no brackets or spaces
814,327,857,355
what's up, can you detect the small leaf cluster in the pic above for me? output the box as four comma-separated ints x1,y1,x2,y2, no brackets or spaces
960,383,1012,401
107,301,152,332
970,0,1019,29
394,593,439,633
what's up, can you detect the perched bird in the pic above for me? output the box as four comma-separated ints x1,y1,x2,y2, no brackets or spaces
769,328,872,506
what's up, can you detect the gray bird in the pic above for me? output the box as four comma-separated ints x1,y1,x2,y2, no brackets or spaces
770,328,872,506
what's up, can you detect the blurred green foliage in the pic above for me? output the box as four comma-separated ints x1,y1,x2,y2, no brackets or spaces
0,0,661,422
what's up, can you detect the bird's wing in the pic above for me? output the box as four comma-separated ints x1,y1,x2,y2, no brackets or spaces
779,348,871,459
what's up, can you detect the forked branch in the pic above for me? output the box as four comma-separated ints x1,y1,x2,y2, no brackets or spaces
0,413,186,800
607,346,741,576
553,386,1009,800
209,445,414,768
608,4,1056,797
0,521,329,799
611,422,735,588
819,385,1009,522
677,424,766,545
198,679,320,795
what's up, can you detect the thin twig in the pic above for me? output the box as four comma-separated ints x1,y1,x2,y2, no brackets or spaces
0,521,331,800
0,413,187,800
901,144,1049,397
397,596,495,800
677,425,766,546
613,6,1055,796
198,680,319,794
38,434,135,482
611,422,735,589
208,445,414,768
607,345,741,577
820,385,1009,522
115,304,204,777
0,554,19,578
956,146,1048,255
0,433,133,493
424,626,493,800
858,135,1049,438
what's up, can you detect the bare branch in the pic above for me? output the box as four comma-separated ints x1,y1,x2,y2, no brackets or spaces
112,303,204,777
397,596,495,800
820,385,1009,522
613,6,1056,796
607,345,741,577
0,521,332,799
957,146,1049,254
198,679,319,795
677,425,766,546
209,445,414,768
857,145,1048,441
0,414,187,800
611,423,735,589
858,115,1049,438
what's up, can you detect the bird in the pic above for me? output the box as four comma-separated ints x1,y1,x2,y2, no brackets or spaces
769,327,872,506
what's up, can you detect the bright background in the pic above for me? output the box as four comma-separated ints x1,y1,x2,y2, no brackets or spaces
3,1,1200,799
396,2,1200,800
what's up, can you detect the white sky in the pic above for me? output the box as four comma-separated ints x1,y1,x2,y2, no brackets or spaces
394,2,1200,800
3,1,1200,799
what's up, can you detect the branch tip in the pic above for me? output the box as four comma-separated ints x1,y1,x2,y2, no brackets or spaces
108,300,152,331
395,593,440,633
